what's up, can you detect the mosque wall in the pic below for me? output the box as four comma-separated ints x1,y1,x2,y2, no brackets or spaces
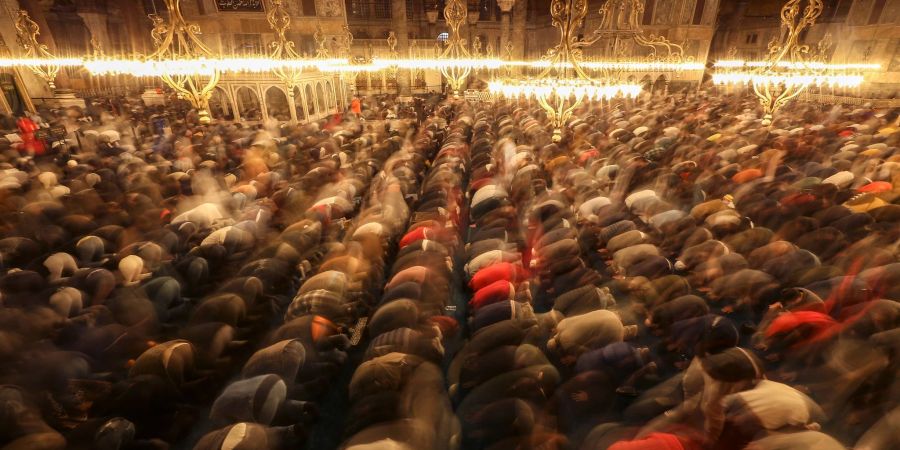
0,0,347,121
1,0,895,110
710,0,900,98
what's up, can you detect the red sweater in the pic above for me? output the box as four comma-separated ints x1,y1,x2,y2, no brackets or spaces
469,280,516,311
469,262,528,291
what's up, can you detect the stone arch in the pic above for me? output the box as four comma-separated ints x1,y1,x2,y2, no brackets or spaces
209,86,234,121
235,86,262,121
653,74,668,94
640,74,653,92
305,84,316,116
264,86,291,121
356,73,368,91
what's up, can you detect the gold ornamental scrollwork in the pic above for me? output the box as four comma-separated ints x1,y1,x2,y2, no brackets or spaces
439,0,472,97
753,0,829,124
14,9,61,90
147,0,221,124
267,0,303,91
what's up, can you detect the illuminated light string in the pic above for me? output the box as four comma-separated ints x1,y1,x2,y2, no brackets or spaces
0,57,706,75
0,58,83,67
714,60,881,71
82,58,352,76
712,73,865,89
0,57,879,80
510,60,706,72
488,79,644,100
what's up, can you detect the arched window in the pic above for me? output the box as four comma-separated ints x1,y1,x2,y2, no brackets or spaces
478,0,496,21
301,0,316,16
265,87,290,121
209,87,234,121
692,0,706,25
235,87,261,121
437,32,449,42
642,0,655,25
869,0,887,24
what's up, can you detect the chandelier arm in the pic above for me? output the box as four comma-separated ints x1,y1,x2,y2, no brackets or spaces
145,0,220,123
751,77,767,106
559,97,581,124
147,13,186,58
14,10,62,89
535,93,557,127
439,0,471,96
266,0,305,90
581,0,689,64
748,0,826,122
775,83,805,111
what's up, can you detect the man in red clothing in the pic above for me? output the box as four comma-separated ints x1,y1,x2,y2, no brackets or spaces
17,114,45,156
349,97,362,118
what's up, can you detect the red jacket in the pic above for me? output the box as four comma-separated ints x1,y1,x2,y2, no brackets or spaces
469,262,528,291
469,280,515,311
17,117,45,156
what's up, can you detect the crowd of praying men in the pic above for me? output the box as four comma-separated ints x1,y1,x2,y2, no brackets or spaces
0,90,898,450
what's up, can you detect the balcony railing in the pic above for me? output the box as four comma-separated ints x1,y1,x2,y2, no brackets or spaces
799,92,900,108
350,38,443,59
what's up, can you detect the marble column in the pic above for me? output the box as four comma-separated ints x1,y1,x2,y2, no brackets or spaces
497,0,514,55
118,1,152,55
77,11,110,53
466,12,478,52
390,0,411,96
511,0,527,58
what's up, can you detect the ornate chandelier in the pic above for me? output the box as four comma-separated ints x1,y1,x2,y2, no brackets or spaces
385,31,400,80
147,0,220,124
712,0,844,125
572,0,693,81
439,0,473,97
14,10,61,91
267,0,304,91
489,0,691,142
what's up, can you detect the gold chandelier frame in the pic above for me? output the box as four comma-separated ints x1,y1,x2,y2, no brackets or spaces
147,0,220,124
752,0,830,124
439,0,472,97
14,10,60,91
492,0,682,141
267,0,304,91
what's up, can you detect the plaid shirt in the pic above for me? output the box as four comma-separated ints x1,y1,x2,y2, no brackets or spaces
286,289,349,323
643,146,669,162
